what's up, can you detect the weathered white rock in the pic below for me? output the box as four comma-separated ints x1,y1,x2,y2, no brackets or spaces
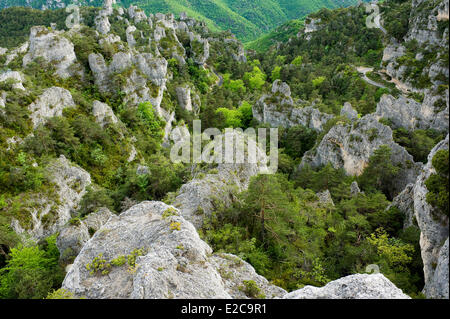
173,131,270,228
23,26,78,79
128,5,147,24
189,33,209,65
341,102,358,120
11,155,91,240
283,274,410,299
28,87,75,128
57,208,114,262
413,134,449,299
176,85,192,111
0,70,26,90
300,114,422,196
62,201,286,299
316,190,334,206
253,81,333,131
350,181,361,196
92,100,118,127
388,183,415,228
95,14,111,35
375,94,449,131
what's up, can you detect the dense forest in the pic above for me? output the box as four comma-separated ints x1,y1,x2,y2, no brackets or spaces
0,0,448,300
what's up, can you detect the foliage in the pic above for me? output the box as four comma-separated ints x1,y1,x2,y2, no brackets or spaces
425,150,449,216
0,234,64,299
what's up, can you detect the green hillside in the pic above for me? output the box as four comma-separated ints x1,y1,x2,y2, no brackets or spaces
0,0,360,42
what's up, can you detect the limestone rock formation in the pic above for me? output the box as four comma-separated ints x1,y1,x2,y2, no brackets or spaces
283,274,410,299
92,100,118,127
253,81,333,131
388,183,415,228
413,134,449,299
341,102,358,120
62,201,286,299
11,155,91,240
173,131,270,228
375,93,449,131
23,26,79,79
300,114,422,196
28,87,75,128
57,208,114,263
0,70,26,90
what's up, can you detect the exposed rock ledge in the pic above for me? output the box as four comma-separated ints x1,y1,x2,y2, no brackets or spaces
62,201,286,299
283,274,410,299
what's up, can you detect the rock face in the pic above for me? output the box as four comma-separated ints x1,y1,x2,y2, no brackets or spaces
28,87,75,128
176,85,193,112
375,93,449,131
189,33,210,65
253,81,333,131
62,201,286,299
413,134,449,299
173,131,270,228
23,26,78,79
382,0,449,92
300,114,422,196
11,155,91,240
283,274,410,299
92,100,118,127
388,183,415,228
341,102,358,120
88,51,168,111
57,208,114,263
0,70,26,90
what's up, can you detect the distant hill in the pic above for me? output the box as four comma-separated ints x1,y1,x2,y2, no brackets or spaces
0,0,360,42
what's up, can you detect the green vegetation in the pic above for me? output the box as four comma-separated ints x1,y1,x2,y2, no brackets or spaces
0,234,65,299
425,150,449,216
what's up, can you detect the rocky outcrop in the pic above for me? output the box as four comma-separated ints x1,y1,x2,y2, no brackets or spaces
28,87,75,128
189,33,209,65
176,85,193,112
128,5,147,24
253,80,333,131
23,26,79,79
11,155,91,240
300,114,422,196
375,93,449,131
381,0,449,92
413,134,449,299
283,274,410,299
173,131,270,228
92,100,118,127
62,201,286,299
341,102,358,120
0,70,25,90
57,208,114,263
88,51,168,111
388,183,415,228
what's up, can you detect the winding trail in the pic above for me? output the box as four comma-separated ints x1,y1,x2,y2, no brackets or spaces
356,66,386,89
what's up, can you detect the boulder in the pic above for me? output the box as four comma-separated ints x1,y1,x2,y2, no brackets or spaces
28,87,75,128
283,274,410,299
23,26,78,79
62,201,286,299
